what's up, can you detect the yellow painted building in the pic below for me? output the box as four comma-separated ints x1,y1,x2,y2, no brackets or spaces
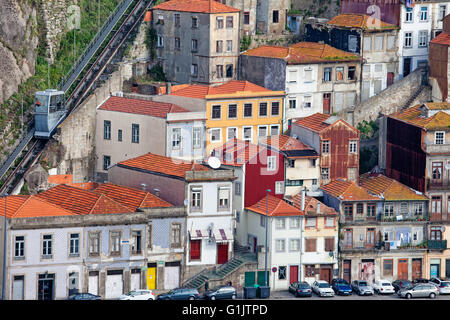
164,80,285,154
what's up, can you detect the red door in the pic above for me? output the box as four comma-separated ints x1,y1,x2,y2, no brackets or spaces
387,72,394,87
343,260,351,283
289,265,299,284
398,259,408,280
412,259,422,281
323,93,331,114
217,243,229,264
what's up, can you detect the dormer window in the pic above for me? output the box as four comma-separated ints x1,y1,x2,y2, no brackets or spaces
435,131,445,145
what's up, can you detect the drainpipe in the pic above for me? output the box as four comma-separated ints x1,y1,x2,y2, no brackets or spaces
299,189,305,282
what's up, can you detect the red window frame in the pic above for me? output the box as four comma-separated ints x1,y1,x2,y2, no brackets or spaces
190,239,201,260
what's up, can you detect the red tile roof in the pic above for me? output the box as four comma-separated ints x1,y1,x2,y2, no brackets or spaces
260,135,314,152
99,96,188,118
430,32,450,46
168,80,274,99
118,152,209,178
327,14,398,31
94,183,173,210
321,179,380,201
143,10,152,22
152,0,240,13
242,42,361,64
213,138,269,167
389,103,450,131
245,194,304,216
291,194,337,216
0,196,76,219
293,113,338,132
48,174,73,185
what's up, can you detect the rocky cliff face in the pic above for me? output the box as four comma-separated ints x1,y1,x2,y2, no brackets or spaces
0,0,39,104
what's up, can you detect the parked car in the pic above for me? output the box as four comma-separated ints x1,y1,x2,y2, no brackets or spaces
413,278,429,284
398,283,439,299
351,280,374,296
288,281,312,297
156,288,200,300
68,292,101,300
372,279,395,294
429,277,450,295
119,289,155,300
331,278,352,296
203,285,237,300
392,280,412,293
311,280,335,297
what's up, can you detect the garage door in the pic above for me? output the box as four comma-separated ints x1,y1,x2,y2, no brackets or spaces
164,262,180,290
105,271,123,299
88,271,99,296
130,270,141,291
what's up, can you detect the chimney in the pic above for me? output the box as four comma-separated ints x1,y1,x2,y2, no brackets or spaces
165,82,172,94
153,188,161,197
301,189,306,211
316,202,321,214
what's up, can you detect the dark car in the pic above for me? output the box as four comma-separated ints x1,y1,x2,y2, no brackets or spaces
331,279,352,296
392,280,412,292
413,278,429,284
68,293,101,300
203,285,237,300
157,288,200,300
288,281,312,297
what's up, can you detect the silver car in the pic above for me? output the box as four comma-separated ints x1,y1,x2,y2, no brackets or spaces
351,280,374,296
398,283,439,299
429,278,450,295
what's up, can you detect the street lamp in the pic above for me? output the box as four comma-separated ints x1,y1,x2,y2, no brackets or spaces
265,189,271,287
2,193,7,300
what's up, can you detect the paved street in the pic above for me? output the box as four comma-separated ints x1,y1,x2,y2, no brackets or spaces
265,290,450,300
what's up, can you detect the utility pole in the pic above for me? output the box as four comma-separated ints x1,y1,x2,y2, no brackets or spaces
2,194,7,300
265,189,271,287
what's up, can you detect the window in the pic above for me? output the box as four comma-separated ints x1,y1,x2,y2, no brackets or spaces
276,239,286,252
363,36,372,51
275,181,284,194
303,95,312,108
190,239,201,260
304,69,312,82
305,238,317,252
130,230,142,254
117,129,122,142
103,155,111,171
348,66,356,80
103,120,111,140
367,203,376,218
325,217,335,227
216,65,223,78
356,203,364,214
336,67,344,81
226,40,233,52
228,104,237,119
405,10,413,22
321,168,329,180
290,239,300,251
227,127,237,140
322,140,330,154
349,140,358,153
305,265,315,277
432,162,443,182
216,16,223,29
431,226,442,240
235,181,241,196
440,5,447,20
420,6,428,21
344,204,353,219
431,196,442,213
226,16,233,28
325,238,334,252
157,35,163,47
374,35,384,51
289,99,297,109
216,40,223,53
170,224,181,248
110,231,121,255
306,217,316,228
191,187,202,210
89,232,100,256
288,70,297,83
212,105,221,119
276,218,286,229
387,35,396,50
267,156,277,171
174,37,180,50
383,259,393,276
290,217,300,229
375,64,383,73
243,126,252,141
191,64,198,77
404,32,412,47
210,128,221,142
413,203,423,216
226,64,233,78
193,127,202,149
348,35,357,53
278,266,287,279
260,215,266,227
69,233,80,256
271,101,280,116
419,31,428,47
174,13,180,27
14,236,25,259
218,187,230,210
244,103,252,117
192,16,198,28
244,11,250,24
171,128,181,150
324,67,331,82
258,126,267,137
272,10,279,23
311,159,316,167
191,39,198,52
42,234,52,258
384,203,394,217
435,132,445,145
287,159,295,168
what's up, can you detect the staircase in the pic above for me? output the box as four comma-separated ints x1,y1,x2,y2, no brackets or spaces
401,85,426,110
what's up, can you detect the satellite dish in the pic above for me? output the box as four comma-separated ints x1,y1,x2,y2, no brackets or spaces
441,226,446,233
207,156,221,169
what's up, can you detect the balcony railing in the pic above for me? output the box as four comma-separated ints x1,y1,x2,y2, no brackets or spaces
425,144,450,154
427,240,447,250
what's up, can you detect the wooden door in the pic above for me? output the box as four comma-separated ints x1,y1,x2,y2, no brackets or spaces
412,259,422,281
289,265,299,284
366,228,375,248
323,93,331,114
403,57,411,77
217,243,229,264
387,72,394,87
319,267,332,284
343,260,351,283
343,229,353,249
398,259,409,280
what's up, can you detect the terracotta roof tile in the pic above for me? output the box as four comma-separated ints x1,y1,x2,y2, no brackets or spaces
293,113,337,132
143,11,152,22
327,14,398,31
245,194,304,216
389,104,450,131
260,135,314,152
94,183,173,210
99,96,188,118
213,138,268,167
152,0,240,13
0,196,31,218
430,32,450,46
321,179,380,201
291,194,337,216
0,195,77,219
118,152,209,178
48,174,73,185
242,42,360,64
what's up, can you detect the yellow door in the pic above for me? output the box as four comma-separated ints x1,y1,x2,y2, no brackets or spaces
147,267,156,290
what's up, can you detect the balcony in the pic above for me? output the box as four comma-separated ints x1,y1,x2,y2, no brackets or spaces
427,240,447,250
425,144,450,154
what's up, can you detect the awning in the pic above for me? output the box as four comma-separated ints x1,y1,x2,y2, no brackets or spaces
189,229,209,240
213,228,233,243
